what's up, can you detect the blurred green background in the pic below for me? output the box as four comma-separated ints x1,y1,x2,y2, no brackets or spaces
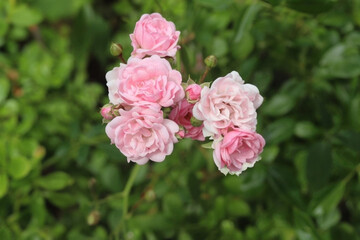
1,0,360,239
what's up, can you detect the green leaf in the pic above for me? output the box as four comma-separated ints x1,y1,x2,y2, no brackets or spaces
232,32,254,60
178,230,193,240
0,227,12,240
7,156,31,179
0,173,8,198
128,214,173,232
163,193,184,220
267,166,304,208
212,37,228,57
29,193,47,227
319,43,360,78
45,192,77,208
311,180,346,217
10,4,43,27
306,142,332,192
336,130,360,153
354,0,360,26
100,165,122,192
234,3,262,42
16,106,37,135
331,223,360,240
32,0,89,21
261,145,279,163
295,121,320,139
37,172,73,190
316,208,340,230
263,118,296,144
0,17,9,37
195,0,233,9
262,0,283,5
293,208,321,240
349,95,360,130
286,0,336,14
263,94,296,116
0,77,10,104
0,140,6,169
226,199,250,217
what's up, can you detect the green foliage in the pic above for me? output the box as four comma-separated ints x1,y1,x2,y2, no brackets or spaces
0,0,359,239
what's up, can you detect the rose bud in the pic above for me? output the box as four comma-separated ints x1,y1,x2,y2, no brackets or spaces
185,84,202,103
100,103,114,121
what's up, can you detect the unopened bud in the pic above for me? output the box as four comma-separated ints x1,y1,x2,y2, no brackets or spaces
144,189,156,201
110,43,123,56
190,116,203,127
185,84,202,103
100,103,114,120
204,55,217,68
87,210,100,226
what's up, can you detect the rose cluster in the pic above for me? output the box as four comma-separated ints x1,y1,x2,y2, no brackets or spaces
101,13,265,175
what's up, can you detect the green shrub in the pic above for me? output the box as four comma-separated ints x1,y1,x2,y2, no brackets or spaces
0,0,359,239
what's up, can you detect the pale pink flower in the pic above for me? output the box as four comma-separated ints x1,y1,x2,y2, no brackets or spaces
106,55,184,107
193,71,263,137
213,129,265,175
106,65,123,105
130,13,180,58
105,106,179,164
169,99,205,141
185,84,202,103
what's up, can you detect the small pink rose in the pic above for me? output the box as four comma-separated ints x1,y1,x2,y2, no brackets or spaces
130,13,180,58
106,55,184,107
185,84,202,103
105,106,179,164
213,129,265,175
169,99,205,141
193,71,263,137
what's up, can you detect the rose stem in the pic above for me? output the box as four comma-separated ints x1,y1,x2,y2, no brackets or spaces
199,67,210,84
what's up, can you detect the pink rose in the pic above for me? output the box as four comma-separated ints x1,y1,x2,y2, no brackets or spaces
185,84,202,103
106,55,184,107
106,65,123,105
130,13,180,58
169,99,205,141
213,129,265,175
192,71,263,137
105,106,179,164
